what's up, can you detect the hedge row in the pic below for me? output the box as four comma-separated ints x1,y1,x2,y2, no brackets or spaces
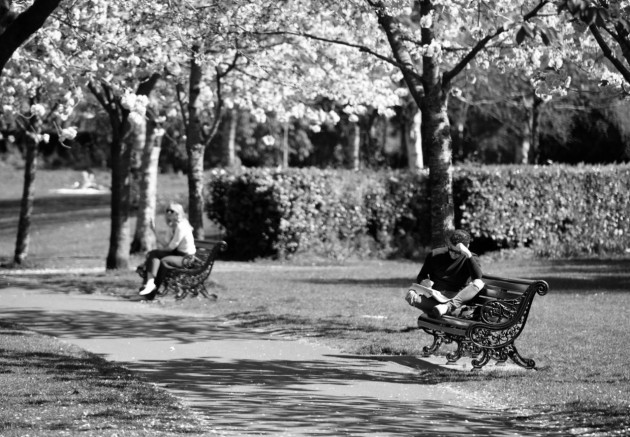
456,165,630,257
205,165,630,260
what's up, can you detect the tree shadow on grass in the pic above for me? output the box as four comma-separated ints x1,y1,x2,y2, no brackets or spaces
0,194,110,232
298,257,630,294
0,327,204,435
121,355,546,437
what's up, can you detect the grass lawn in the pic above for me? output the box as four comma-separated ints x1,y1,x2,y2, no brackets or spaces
0,321,206,437
1,168,630,436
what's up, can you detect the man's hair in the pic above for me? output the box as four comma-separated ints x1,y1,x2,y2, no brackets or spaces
447,229,471,247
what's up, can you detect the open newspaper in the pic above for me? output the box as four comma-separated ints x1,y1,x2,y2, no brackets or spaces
408,282,450,303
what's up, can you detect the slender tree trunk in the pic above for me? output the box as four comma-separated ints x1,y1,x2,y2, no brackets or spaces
14,135,37,264
185,46,205,239
222,107,238,168
519,137,531,164
128,114,146,208
131,116,162,253
530,93,543,164
281,122,289,169
348,121,361,170
407,110,423,170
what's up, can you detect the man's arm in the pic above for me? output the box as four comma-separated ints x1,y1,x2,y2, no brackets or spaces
415,252,433,283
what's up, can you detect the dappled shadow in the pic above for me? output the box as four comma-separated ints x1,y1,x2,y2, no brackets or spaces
218,309,404,337
498,404,630,436
123,356,544,436
0,290,571,436
0,308,276,345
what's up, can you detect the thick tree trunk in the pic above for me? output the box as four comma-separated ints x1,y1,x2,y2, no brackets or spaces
131,117,162,253
421,86,454,248
420,0,454,248
377,5,455,247
185,47,205,239
13,136,37,264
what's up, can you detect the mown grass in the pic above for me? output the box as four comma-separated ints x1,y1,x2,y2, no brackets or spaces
0,320,207,436
2,168,630,436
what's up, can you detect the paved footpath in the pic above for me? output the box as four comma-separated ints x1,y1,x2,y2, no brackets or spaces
0,285,540,437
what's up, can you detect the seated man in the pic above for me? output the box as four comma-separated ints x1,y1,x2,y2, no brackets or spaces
405,229,485,318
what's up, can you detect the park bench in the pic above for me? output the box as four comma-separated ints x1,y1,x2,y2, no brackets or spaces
416,274,549,370
137,240,227,300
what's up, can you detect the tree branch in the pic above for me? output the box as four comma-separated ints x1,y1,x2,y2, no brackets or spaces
589,23,630,84
255,29,421,81
175,82,188,127
0,0,63,75
443,0,550,86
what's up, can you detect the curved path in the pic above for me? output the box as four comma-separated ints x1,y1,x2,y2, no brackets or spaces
0,284,537,436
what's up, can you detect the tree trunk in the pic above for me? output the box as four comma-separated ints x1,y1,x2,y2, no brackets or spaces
13,135,37,264
348,121,361,170
421,83,454,248
530,93,543,164
281,122,289,169
222,107,238,168
420,0,454,247
131,116,163,253
407,110,423,170
185,46,206,239
128,114,146,209
106,117,132,270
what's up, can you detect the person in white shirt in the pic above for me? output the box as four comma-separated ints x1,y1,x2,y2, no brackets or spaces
139,202,196,297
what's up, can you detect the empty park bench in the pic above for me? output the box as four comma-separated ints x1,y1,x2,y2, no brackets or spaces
137,240,227,300
416,274,549,370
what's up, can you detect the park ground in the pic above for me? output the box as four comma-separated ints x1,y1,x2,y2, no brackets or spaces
1,168,630,436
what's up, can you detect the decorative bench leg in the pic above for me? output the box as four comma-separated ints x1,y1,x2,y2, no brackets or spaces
506,344,536,369
446,340,466,364
471,348,492,370
495,349,508,366
422,334,444,357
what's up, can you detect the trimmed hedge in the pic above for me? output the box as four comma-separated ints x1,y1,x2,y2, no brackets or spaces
456,165,630,257
205,165,630,260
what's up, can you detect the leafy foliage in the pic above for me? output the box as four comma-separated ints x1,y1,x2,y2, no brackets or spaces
207,165,630,260
457,165,630,256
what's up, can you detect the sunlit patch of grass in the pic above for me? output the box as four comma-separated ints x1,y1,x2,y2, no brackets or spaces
0,321,206,436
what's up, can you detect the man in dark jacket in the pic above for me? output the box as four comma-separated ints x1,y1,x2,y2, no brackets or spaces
405,229,485,318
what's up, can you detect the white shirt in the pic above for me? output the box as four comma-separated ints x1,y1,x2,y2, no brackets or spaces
167,221,196,255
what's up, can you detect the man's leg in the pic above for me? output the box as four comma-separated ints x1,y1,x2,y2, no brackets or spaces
406,290,457,315
451,283,482,309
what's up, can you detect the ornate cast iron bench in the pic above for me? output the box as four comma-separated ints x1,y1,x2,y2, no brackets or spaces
137,240,227,300
416,274,549,370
